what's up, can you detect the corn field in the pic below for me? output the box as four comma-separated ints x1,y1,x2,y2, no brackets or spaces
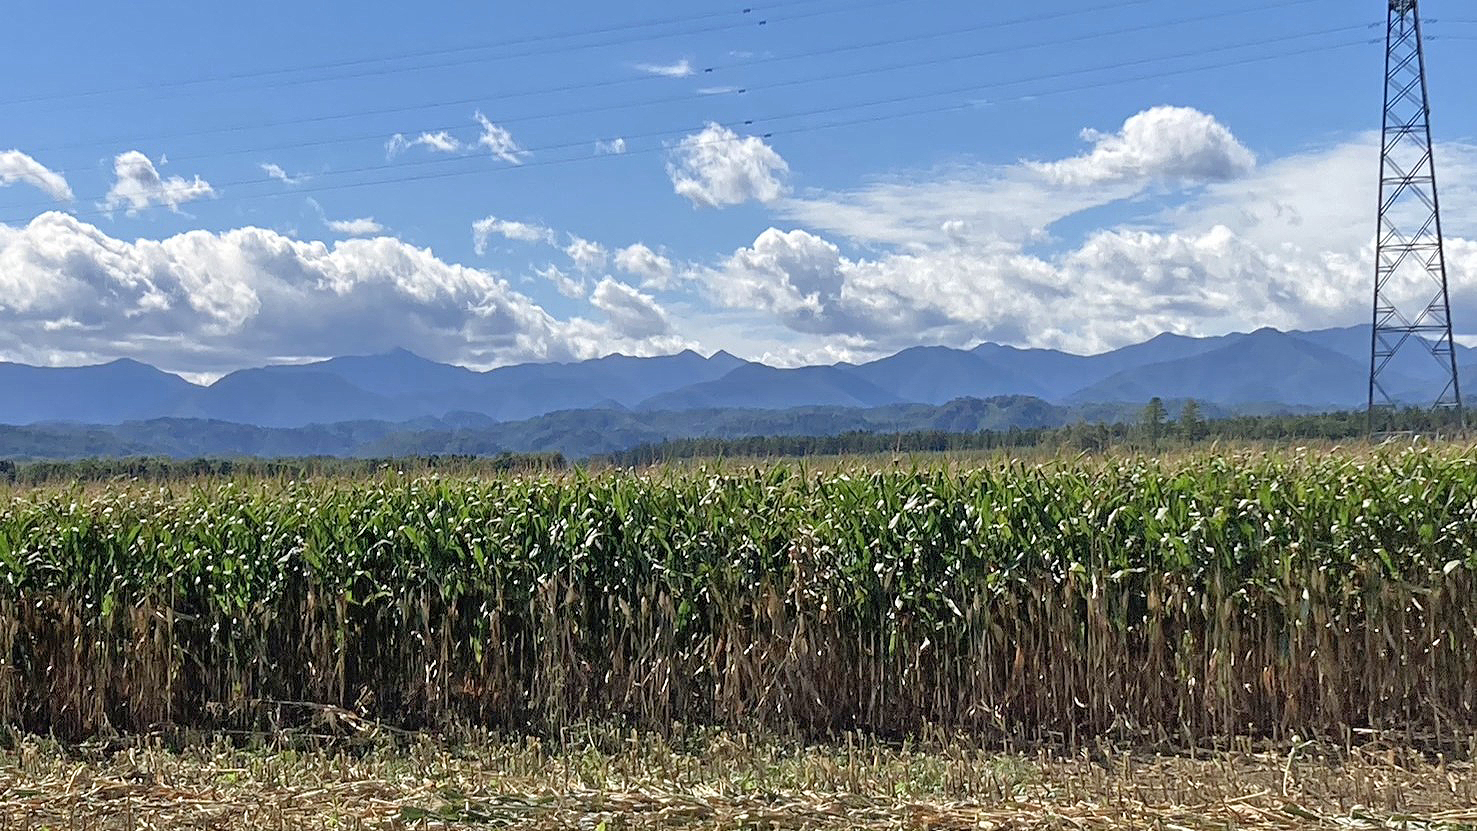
0,447,1474,743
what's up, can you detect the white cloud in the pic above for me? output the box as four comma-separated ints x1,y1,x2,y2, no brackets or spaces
591,277,671,338
782,167,1123,249
260,163,306,186
667,123,790,208
474,112,528,165
0,212,679,375
325,217,385,236
102,151,214,215
635,59,695,78
385,116,526,164
700,223,1339,355
534,264,588,299
698,86,741,96
0,150,72,201
704,228,857,335
564,235,608,272
1028,106,1256,187
386,131,465,158
614,243,676,289
702,117,1477,356
472,216,555,254
781,107,1258,252
596,138,628,155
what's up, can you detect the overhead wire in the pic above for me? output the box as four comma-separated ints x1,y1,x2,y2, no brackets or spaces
21,0,1343,166
20,0,1157,156
1,0,918,113
0,0,852,108
0,30,1375,226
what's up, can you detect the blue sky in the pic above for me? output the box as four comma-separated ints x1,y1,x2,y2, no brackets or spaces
2,0,1476,378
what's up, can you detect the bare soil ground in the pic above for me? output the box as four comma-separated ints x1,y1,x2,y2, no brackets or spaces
2,729,1474,829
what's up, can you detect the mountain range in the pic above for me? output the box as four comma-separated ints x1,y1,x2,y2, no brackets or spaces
1,324,1464,430
0,324,1466,460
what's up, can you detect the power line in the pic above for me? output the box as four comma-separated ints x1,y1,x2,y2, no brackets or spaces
0,35,1370,226
0,0,833,109
2,0,914,113
20,0,1153,155
22,0,1342,165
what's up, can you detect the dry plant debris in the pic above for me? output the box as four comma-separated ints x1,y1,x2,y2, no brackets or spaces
1,730,1474,829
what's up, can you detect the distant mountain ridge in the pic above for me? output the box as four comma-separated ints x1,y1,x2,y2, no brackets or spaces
1,324,1467,428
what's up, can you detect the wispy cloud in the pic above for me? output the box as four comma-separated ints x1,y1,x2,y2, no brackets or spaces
596,138,628,155
635,59,695,78
386,131,465,158
0,149,73,201
472,216,555,254
326,217,385,235
474,112,528,165
260,162,307,186
385,115,528,165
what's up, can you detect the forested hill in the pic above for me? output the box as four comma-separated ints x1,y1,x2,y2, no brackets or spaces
0,396,1136,461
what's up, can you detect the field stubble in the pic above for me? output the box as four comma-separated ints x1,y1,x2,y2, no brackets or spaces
1,728,1475,829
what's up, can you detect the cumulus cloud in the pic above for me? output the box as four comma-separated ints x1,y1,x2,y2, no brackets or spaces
325,217,385,236
590,277,671,338
472,216,555,253
260,163,306,186
564,235,608,272
667,123,789,208
736,120,1477,357
102,151,214,215
635,59,695,78
0,213,678,375
699,222,1364,355
614,243,676,289
596,138,628,155
0,150,72,201
1029,106,1256,187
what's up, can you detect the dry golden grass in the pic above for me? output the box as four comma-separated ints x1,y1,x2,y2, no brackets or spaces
2,729,1474,830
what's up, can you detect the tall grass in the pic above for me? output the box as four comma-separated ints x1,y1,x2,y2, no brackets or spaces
0,447,1473,743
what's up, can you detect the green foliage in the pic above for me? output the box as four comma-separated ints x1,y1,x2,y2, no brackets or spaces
2,453,564,486
1179,399,1204,441
1141,397,1167,449
0,447,1473,743
603,407,1454,464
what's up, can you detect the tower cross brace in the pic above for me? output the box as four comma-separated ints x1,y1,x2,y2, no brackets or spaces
1368,0,1462,429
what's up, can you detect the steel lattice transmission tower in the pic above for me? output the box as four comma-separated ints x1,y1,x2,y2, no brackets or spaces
1368,0,1462,429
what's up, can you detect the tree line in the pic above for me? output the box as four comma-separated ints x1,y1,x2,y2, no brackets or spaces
604,403,1468,466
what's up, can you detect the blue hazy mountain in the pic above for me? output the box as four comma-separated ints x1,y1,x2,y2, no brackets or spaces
640,364,903,411
838,346,1050,403
182,368,413,428
0,359,196,424
285,348,482,398
1067,328,1379,407
0,325,1467,428
967,331,1241,401
468,349,747,419
1288,324,1474,402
